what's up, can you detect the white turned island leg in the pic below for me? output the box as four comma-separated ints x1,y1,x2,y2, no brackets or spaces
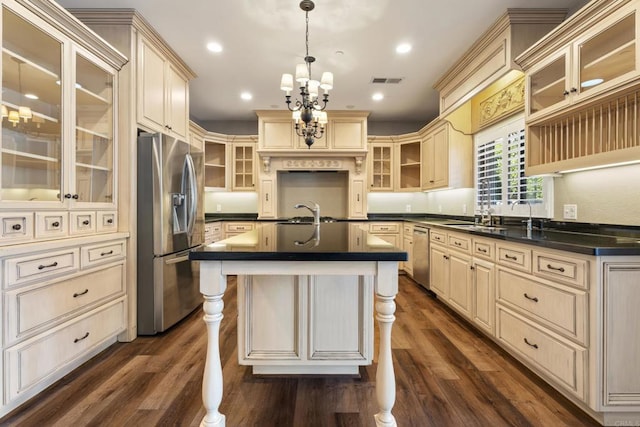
374,294,397,427
201,294,225,427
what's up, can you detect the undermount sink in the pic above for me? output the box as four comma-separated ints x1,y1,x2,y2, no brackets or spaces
448,223,507,232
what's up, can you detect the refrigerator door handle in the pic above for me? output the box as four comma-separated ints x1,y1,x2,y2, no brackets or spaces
183,153,198,238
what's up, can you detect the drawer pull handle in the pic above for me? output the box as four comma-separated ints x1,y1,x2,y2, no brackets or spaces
74,332,90,343
454,241,461,246
100,250,114,256
51,221,60,228
73,289,89,298
524,293,539,302
505,254,518,261
12,224,22,230
443,255,449,260
546,264,565,273
477,248,487,253
523,338,539,349
82,220,90,225
38,261,59,270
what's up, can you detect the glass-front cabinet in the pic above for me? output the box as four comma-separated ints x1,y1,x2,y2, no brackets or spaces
1,7,62,203
1,4,116,208
526,3,638,120
232,142,255,190
74,53,114,204
369,142,393,191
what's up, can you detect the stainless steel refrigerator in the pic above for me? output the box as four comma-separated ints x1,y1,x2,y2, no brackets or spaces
137,132,204,335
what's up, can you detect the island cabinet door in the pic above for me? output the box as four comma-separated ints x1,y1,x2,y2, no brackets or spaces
308,275,373,362
237,275,302,361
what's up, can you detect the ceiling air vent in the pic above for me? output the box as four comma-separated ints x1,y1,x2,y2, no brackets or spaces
371,77,404,84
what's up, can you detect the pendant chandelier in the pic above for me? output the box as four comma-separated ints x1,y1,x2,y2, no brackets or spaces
280,0,333,148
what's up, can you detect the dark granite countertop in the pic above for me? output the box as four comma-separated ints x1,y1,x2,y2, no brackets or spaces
190,222,407,262
425,222,640,256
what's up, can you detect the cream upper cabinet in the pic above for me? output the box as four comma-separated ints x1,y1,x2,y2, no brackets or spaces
137,35,190,139
516,1,640,175
231,140,256,191
524,3,639,122
421,121,472,191
368,140,394,191
0,1,126,244
397,140,421,191
204,137,227,190
257,110,368,153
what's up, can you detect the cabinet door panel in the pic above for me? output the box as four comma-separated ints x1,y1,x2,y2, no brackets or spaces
430,244,449,298
448,251,472,318
167,64,188,138
473,258,494,334
139,39,165,129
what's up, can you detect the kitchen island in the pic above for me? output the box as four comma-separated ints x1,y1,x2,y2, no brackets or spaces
189,222,407,427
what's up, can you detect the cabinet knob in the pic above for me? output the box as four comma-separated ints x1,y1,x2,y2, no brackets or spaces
51,221,60,228
570,87,578,93
107,218,114,224
563,90,570,96
72,194,79,200
64,193,73,199
82,220,90,225
11,224,22,231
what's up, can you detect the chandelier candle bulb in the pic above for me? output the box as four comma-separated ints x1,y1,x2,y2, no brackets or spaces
280,74,294,94
320,72,333,91
295,63,309,83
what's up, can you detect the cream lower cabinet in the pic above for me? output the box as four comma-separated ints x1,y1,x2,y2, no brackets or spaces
368,222,401,248
402,223,413,276
0,234,128,416
237,274,373,375
223,221,255,239
428,226,640,424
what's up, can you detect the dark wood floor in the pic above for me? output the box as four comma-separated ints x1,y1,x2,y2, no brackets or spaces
1,275,599,427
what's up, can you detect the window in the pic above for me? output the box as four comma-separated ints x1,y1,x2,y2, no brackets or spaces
475,113,553,218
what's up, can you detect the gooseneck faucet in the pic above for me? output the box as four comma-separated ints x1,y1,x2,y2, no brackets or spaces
511,200,533,233
294,201,320,225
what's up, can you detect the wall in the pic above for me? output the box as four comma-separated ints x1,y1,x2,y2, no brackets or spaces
367,189,474,217
204,191,258,213
552,163,640,226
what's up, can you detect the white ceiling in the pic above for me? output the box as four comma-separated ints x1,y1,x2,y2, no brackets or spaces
56,0,589,124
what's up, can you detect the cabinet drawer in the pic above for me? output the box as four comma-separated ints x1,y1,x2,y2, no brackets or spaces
70,212,96,235
447,233,471,253
496,269,587,344
5,298,126,402
473,238,495,260
5,249,79,288
403,224,413,235
5,264,125,344
533,251,587,289
96,211,117,233
496,242,532,272
430,229,446,244
35,212,68,239
369,222,400,233
81,240,126,269
0,212,33,243
224,222,254,233
496,306,586,400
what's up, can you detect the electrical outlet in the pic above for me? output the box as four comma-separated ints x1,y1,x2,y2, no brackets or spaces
405,204,411,212
563,204,577,220
216,204,222,212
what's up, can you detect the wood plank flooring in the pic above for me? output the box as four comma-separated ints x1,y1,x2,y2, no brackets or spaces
0,275,599,427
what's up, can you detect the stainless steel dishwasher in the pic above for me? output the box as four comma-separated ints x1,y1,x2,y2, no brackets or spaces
412,224,429,290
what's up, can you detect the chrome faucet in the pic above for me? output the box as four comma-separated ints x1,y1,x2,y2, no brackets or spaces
294,201,320,225
511,200,533,233
479,179,492,226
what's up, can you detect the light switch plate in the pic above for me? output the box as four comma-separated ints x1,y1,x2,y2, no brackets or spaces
563,204,577,220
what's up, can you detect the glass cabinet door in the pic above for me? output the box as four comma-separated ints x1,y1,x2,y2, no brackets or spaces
233,144,254,190
370,145,392,190
578,13,636,94
528,53,568,116
74,53,114,204
1,8,62,202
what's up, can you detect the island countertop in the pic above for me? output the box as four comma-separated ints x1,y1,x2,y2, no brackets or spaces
190,222,408,262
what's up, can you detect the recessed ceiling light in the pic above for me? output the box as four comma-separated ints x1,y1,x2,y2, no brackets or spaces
581,78,604,88
396,43,412,54
372,93,384,101
25,93,39,100
207,42,223,53
240,92,252,101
